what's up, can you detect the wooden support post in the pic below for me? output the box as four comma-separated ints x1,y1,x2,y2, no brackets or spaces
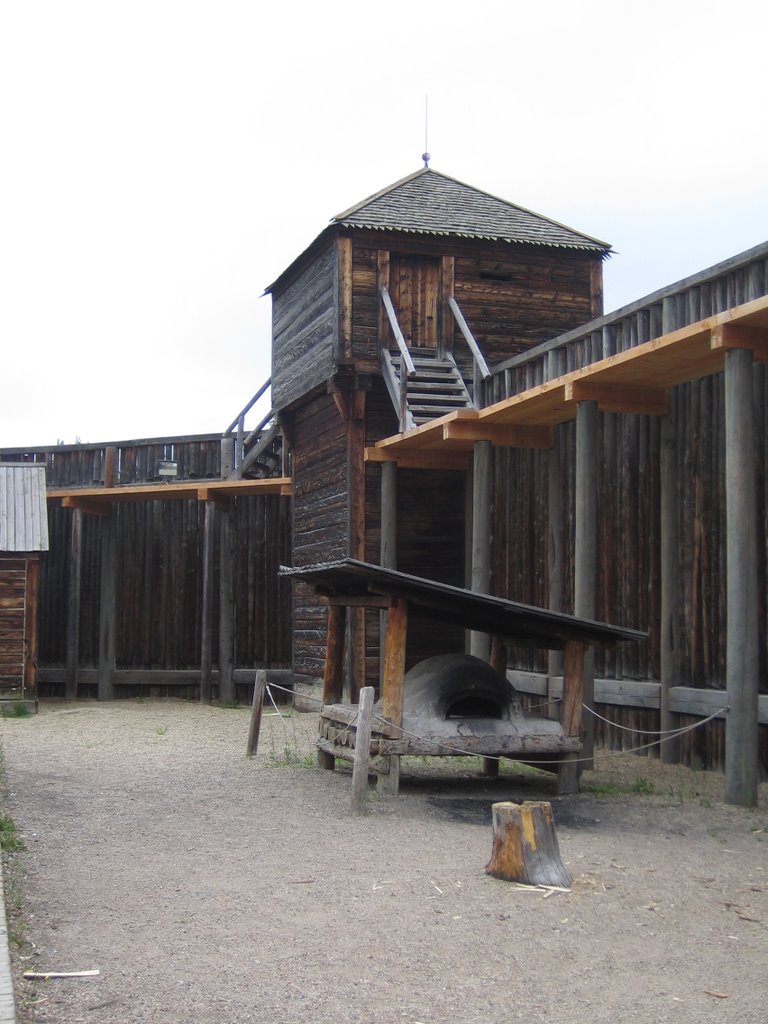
724,348,759,806
65,508,83,700
246,670,267,757
98,506,117,701
351,686,375,814
319,603,347,770
23,556,40,700
547,435,564,721
557,640,585,795
574,401,597,763
347,390,367,704
659,407,680,763
486,801,573,887
199,499,216,704
103,446,118,488
322,604,346,705
470,440,492,661
218,504,235,705
380,460,397,685
378,597,408,795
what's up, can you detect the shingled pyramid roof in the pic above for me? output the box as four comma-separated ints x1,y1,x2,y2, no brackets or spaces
267,167,610,293
332,167,610,254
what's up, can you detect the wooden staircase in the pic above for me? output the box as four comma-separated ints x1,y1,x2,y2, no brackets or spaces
384,349,475,430
222,379,284,480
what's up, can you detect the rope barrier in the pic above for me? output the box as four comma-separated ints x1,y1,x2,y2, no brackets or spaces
260,680,729,768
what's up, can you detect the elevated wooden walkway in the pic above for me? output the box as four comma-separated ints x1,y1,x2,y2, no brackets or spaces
367,293,768,466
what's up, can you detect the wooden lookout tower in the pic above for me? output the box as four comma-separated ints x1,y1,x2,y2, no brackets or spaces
268,167,612,704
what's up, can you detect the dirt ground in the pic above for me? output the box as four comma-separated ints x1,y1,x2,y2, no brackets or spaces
0,699,766,1024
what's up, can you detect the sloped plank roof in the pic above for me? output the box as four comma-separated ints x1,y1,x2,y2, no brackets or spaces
282,559,644,648
333,168,611,253
0,464,49,552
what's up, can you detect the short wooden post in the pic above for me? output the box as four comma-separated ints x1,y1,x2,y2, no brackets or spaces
351,686,375,814
557,640,585,795
246,670,267,757
724,348,759,806
486,801,572,887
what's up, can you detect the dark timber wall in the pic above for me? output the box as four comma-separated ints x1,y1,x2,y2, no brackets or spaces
2,438,291,700
272,242,338,411
491,242,768,770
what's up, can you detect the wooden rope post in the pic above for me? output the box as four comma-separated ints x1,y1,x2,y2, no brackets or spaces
246,670,267,757
351,686,375,815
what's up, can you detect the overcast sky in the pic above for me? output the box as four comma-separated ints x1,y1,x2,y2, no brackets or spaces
2,0,766,448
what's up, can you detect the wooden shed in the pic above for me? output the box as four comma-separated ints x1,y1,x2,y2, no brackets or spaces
0,463,49,703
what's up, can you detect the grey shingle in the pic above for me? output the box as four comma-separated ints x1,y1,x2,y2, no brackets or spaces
333,168,610,253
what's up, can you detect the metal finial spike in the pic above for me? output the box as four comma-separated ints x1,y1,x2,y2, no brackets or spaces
422,152,431,168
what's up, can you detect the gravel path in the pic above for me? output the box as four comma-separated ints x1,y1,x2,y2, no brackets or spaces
1,699,767,1024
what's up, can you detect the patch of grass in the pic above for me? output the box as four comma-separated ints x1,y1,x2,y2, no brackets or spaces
264,713,316,769
585,777,657,797
0,814,24,853
155,725,168,736
0,702,31,719
268,746,316,770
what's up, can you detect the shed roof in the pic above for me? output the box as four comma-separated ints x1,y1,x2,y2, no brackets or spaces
0,464,49,552
333,168,611,254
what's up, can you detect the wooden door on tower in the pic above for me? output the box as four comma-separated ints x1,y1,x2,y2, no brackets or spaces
389,256,440,350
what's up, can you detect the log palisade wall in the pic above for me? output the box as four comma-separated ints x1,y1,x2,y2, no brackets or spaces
2,437,291,698
492,243,768,769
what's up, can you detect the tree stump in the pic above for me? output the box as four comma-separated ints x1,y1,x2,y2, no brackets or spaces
485,801,572,887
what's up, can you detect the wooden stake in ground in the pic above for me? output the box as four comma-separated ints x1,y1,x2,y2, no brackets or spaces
485,801,572,888
246,671,267,757
350,686,374,815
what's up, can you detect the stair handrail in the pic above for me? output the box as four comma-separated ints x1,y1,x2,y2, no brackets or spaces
380,287,416,378
222,377,272,438
448,297,491,384
380,348,416,433
380,287,418,431
222,377,273,476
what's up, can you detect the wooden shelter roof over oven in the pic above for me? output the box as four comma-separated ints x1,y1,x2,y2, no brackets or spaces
282,558,644,649
266,167,611,293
